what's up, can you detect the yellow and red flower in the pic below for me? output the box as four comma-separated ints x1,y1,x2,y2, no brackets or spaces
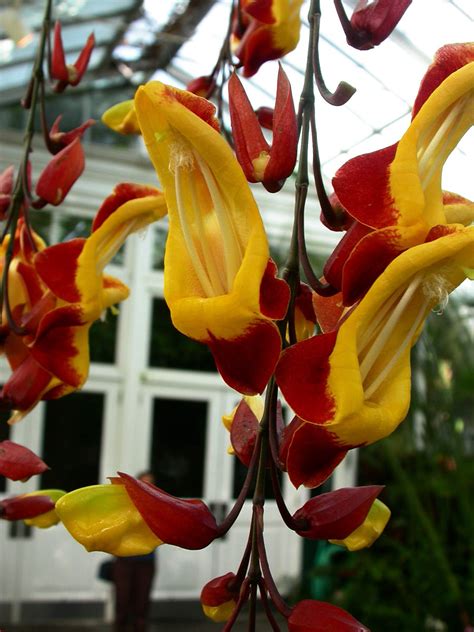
133,81,289,395
232,0,304,77
56,473,219,554
326,43,474,306
0,183,166,422
277,226,474,488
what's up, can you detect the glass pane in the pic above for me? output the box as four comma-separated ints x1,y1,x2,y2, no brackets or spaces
150,398,207,498
0,410,11,493
148,298,217,372
31,211,52,244
89,311,118,364
152,224,167,270
58,215,92,242
232,458,281,500
41,392,104,491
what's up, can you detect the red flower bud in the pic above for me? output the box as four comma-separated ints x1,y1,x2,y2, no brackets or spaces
293,486,384,540
0,440,49,481
1,494,55,521
201,572,239,622
49,115,95,151
0,165,14,219
346,0,411,50
229,65,297,192
288,600,369,631
51,21,95,92
255,106,274,130
230,399,259,467
118,472,218,550
35,137,85,205
186,75,216,98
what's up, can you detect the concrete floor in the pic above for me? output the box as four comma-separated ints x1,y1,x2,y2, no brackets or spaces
0,601,280,631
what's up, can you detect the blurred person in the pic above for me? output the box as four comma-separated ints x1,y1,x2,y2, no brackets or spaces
113,471,157,632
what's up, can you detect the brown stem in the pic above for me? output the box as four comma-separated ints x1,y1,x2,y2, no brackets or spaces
311,0,356,106
255,508,292,619
258,579,282,631
223,579,250,632
216,433,261,537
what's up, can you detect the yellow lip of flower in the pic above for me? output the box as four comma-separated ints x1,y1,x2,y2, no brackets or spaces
23,489,66,528
202,600,237,623
390,60,474,231
277,226,474,452
133,81,288,394
329,499,391,551
101,100,140,135
55,484,162,556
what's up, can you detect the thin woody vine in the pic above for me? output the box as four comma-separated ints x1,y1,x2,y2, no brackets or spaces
0,0,473,630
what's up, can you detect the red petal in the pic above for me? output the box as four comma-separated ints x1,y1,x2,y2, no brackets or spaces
0,165,14,195
34,238,85,302
280,418,347,489
162,84,220,132
208,320,282,395
201,572,237,606
230,399,259,467
0,355,52,412
288,599,369,631
350,0,411,49
236,24,284,78
49,116,95,148
340,226,404,305
244,0,275,24
93,182,162,232
264,65,297,185
31,306,86,387
332,144,398,228
118,472,218,550
1,494,55,521
413,43,474,118
312,291,344,334
276,331,337,425
50,22,68,82
186,75,216,98
323,221,373,291
294,486,384,539
0,440,49,481
255,106,273,130
228,73,269,181
35,138,85,205
259,259,290,319
70,32,95,85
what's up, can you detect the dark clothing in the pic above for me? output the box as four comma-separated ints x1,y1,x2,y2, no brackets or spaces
113,556,156,632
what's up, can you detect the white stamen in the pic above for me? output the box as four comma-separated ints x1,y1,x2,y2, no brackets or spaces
360,274,423,383
187,169,227,295
423,272,454,315
175,168,214,297
96,219,138,273
364,297,429,400
193,152,243,291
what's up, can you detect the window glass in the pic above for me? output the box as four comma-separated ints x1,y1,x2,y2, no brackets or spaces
152,224,167,270
148,298,217,372
41,392,104,491
232,458,281,500
31,211,52,244
150,398,207,498
58,215,92,242
89,311,118,364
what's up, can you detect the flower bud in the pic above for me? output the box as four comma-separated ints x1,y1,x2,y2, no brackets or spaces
288,599,369,631
0,440,49,481
201,572,238,622
329,498,391,551
23,489,66,528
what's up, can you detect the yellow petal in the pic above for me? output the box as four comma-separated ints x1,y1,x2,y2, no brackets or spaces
329,499,391,551
102,100,141,135
202,600,237,623
24,489,66,528
55,484,163,556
